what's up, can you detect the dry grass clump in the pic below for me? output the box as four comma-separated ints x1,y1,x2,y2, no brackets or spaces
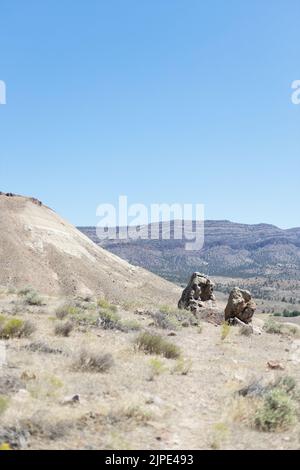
148,357,166,380
98,309,122,330
54,321,73,337
55,304,82,319
123,405,152,423
171,358,192,376
263,318,283,335
0,396,9,415
0,316,35,339
264,319,300,337
97,310,140,332
120,319,141,331
151,311,178,330
56,303,99,327
159,304,185,315
135,332,181,359
27,374,64,400
72,349,114,373
220,322,231,340
239,324,253,336
210,422,229,450
55,305,70,320
0,415,71,448
158,305,198,327
25,341,64,355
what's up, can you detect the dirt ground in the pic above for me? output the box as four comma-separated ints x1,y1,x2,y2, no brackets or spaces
1,288,300,450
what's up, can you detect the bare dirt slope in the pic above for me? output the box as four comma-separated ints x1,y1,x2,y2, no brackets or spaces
0,194,180,304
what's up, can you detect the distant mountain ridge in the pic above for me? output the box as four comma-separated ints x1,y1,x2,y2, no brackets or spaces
79,220,300,283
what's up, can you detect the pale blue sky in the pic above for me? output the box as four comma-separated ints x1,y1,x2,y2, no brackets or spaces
0,0,299,228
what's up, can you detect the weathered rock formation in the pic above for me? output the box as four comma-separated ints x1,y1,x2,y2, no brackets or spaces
178,272,216,312
225,287,256,324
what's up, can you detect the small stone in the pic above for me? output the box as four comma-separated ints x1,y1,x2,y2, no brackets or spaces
61,394,80,405
267,361,285,370
21,371,36,381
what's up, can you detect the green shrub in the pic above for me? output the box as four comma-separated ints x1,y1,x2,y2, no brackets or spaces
73,349,114,373
159,305,173,314
97,299,117,313
148,358,166,379
157,306,198,328
278,376,297,394
24,291,43,306
221,322,231,340
18,286,43,305
151,311,178,330
254,388,295,432
0,317,35,339
123,405,151,423
98,309,141,332
55,304,82,318
135,332,181,359
98,309,122,330
283,310,300,317
172,358,192,375
0,443,11,450
273,311,300,318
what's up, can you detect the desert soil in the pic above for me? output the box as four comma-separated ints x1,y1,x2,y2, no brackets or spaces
1,288,300,450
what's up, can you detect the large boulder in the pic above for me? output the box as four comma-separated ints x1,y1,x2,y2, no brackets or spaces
225,287,256,324
178,272,216,312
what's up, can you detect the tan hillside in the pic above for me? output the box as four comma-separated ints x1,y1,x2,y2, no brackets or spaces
0,194,180,304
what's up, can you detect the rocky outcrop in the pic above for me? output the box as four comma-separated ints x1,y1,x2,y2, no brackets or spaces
178,272,216,312
225,287,256,324
0,192,42,206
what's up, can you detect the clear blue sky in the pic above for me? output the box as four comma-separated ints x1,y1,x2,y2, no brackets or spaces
0,0,299,228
